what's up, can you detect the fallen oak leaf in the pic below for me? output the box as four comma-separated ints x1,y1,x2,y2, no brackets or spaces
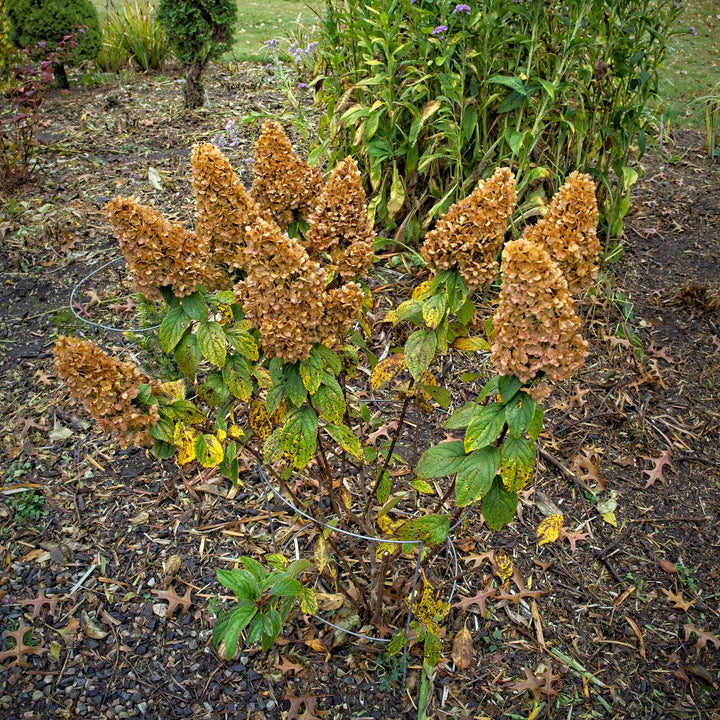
285,688,322,720
276,655,304,676
0,619,47,667
539,663,561,697
18,591,59,619
559,526,590,555
684,624,720,652
641,449,675,488
662,589,695,612
510,667,543,699
452,587,497,618
151,584,193,619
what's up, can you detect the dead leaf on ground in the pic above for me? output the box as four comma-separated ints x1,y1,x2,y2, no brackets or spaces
641,449,675,488
684,624,720,652
285,688,322,720
662,589,695,612
451,626,473,671
452,587,497,618
151,584,192,619
0,619,47,667
80,610,108,639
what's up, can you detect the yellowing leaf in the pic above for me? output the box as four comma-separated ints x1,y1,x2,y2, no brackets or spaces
160,379,186,402
196,434,224,468
412,280,433,300
228,424,244,439
215,428,227,443
216,303,234,326
173,422,197,464
377,514,404,535
451,337,491,352
370,354,405,391
314,535,331,573
492,549,514,584
537,514,564,546
601,510,617,527
249,399,273,441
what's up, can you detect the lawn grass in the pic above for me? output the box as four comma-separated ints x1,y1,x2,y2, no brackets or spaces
658,0,720,130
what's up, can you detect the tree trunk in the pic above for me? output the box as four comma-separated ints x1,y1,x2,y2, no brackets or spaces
53,62,69,90
184,61,205,109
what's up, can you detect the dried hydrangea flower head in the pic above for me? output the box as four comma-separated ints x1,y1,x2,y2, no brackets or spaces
54,335,158,447
521,171,600,295
106,197,207,299
305,156,375,280
421,167,516,290
250,120,323,231
191,143,267,273
234,216,363,363
491,238,587,385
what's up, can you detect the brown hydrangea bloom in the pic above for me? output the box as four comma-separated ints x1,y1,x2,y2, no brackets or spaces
421,167,516,290
250,120,323,230
491,238,587,384
305,156,375,280
234,217,363,363
106,197,207,299
191,143,267,272
521,171,600,295
54,336,158,447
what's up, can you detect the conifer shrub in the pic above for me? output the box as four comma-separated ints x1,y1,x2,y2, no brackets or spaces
157,0,237,109
5,0,101,87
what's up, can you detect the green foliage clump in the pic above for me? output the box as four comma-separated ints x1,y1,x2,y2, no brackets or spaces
312,0,683,240
0,1,17,84
5,0,101,63
100,0,170,73
157,0,237,108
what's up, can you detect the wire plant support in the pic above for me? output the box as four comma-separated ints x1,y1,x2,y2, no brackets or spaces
256,464,459,678
69,256,161,334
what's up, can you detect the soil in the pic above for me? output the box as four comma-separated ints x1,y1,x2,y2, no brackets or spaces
1,63,719,720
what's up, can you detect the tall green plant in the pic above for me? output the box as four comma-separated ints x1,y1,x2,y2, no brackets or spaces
312,0,683,240
103,0,169,73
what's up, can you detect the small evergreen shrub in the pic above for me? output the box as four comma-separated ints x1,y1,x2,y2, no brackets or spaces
5,0,102,87
157,0,237,108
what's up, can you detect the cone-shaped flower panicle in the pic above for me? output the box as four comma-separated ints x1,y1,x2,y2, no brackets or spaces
305,156,375,280
234,217,327,363
522,171,600,295
234,216,363,363
491,238,587,384
250,120,323,230
421,167,516,290
106,197,207,299
54,336,158,447
191,143,267,272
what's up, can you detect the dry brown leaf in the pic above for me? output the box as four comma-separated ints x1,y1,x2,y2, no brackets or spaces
658,559,677,574
572,446,604,489
511,667,543,699
151,584,192,619
662,589,695,612
80,610,108,639
19,591,59,619
276,655,304,676
559,526,590,555
641,449,675,488
452,587,497,618
0,619,47,667
683,624,720,651
451,626,474,671
285,688,322,720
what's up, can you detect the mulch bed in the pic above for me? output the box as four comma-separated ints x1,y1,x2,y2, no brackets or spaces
1,63,719,720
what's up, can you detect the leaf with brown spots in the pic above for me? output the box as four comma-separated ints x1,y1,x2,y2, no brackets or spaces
641,449,675,488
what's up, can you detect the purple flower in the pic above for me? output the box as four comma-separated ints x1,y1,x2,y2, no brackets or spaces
431,24,448,38
265,38,279,49
453,3,471,13
298,82,309,89
673,1,681,6
689,26,697,36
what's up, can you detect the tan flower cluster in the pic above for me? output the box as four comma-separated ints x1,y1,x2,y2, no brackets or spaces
250,120,323,230
191,143,265,273
233,217,362,363
305,157,375,280
53,336,158,447
106,198,207,299
421,167,516,290
521,171,600,295
491,238,587,384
